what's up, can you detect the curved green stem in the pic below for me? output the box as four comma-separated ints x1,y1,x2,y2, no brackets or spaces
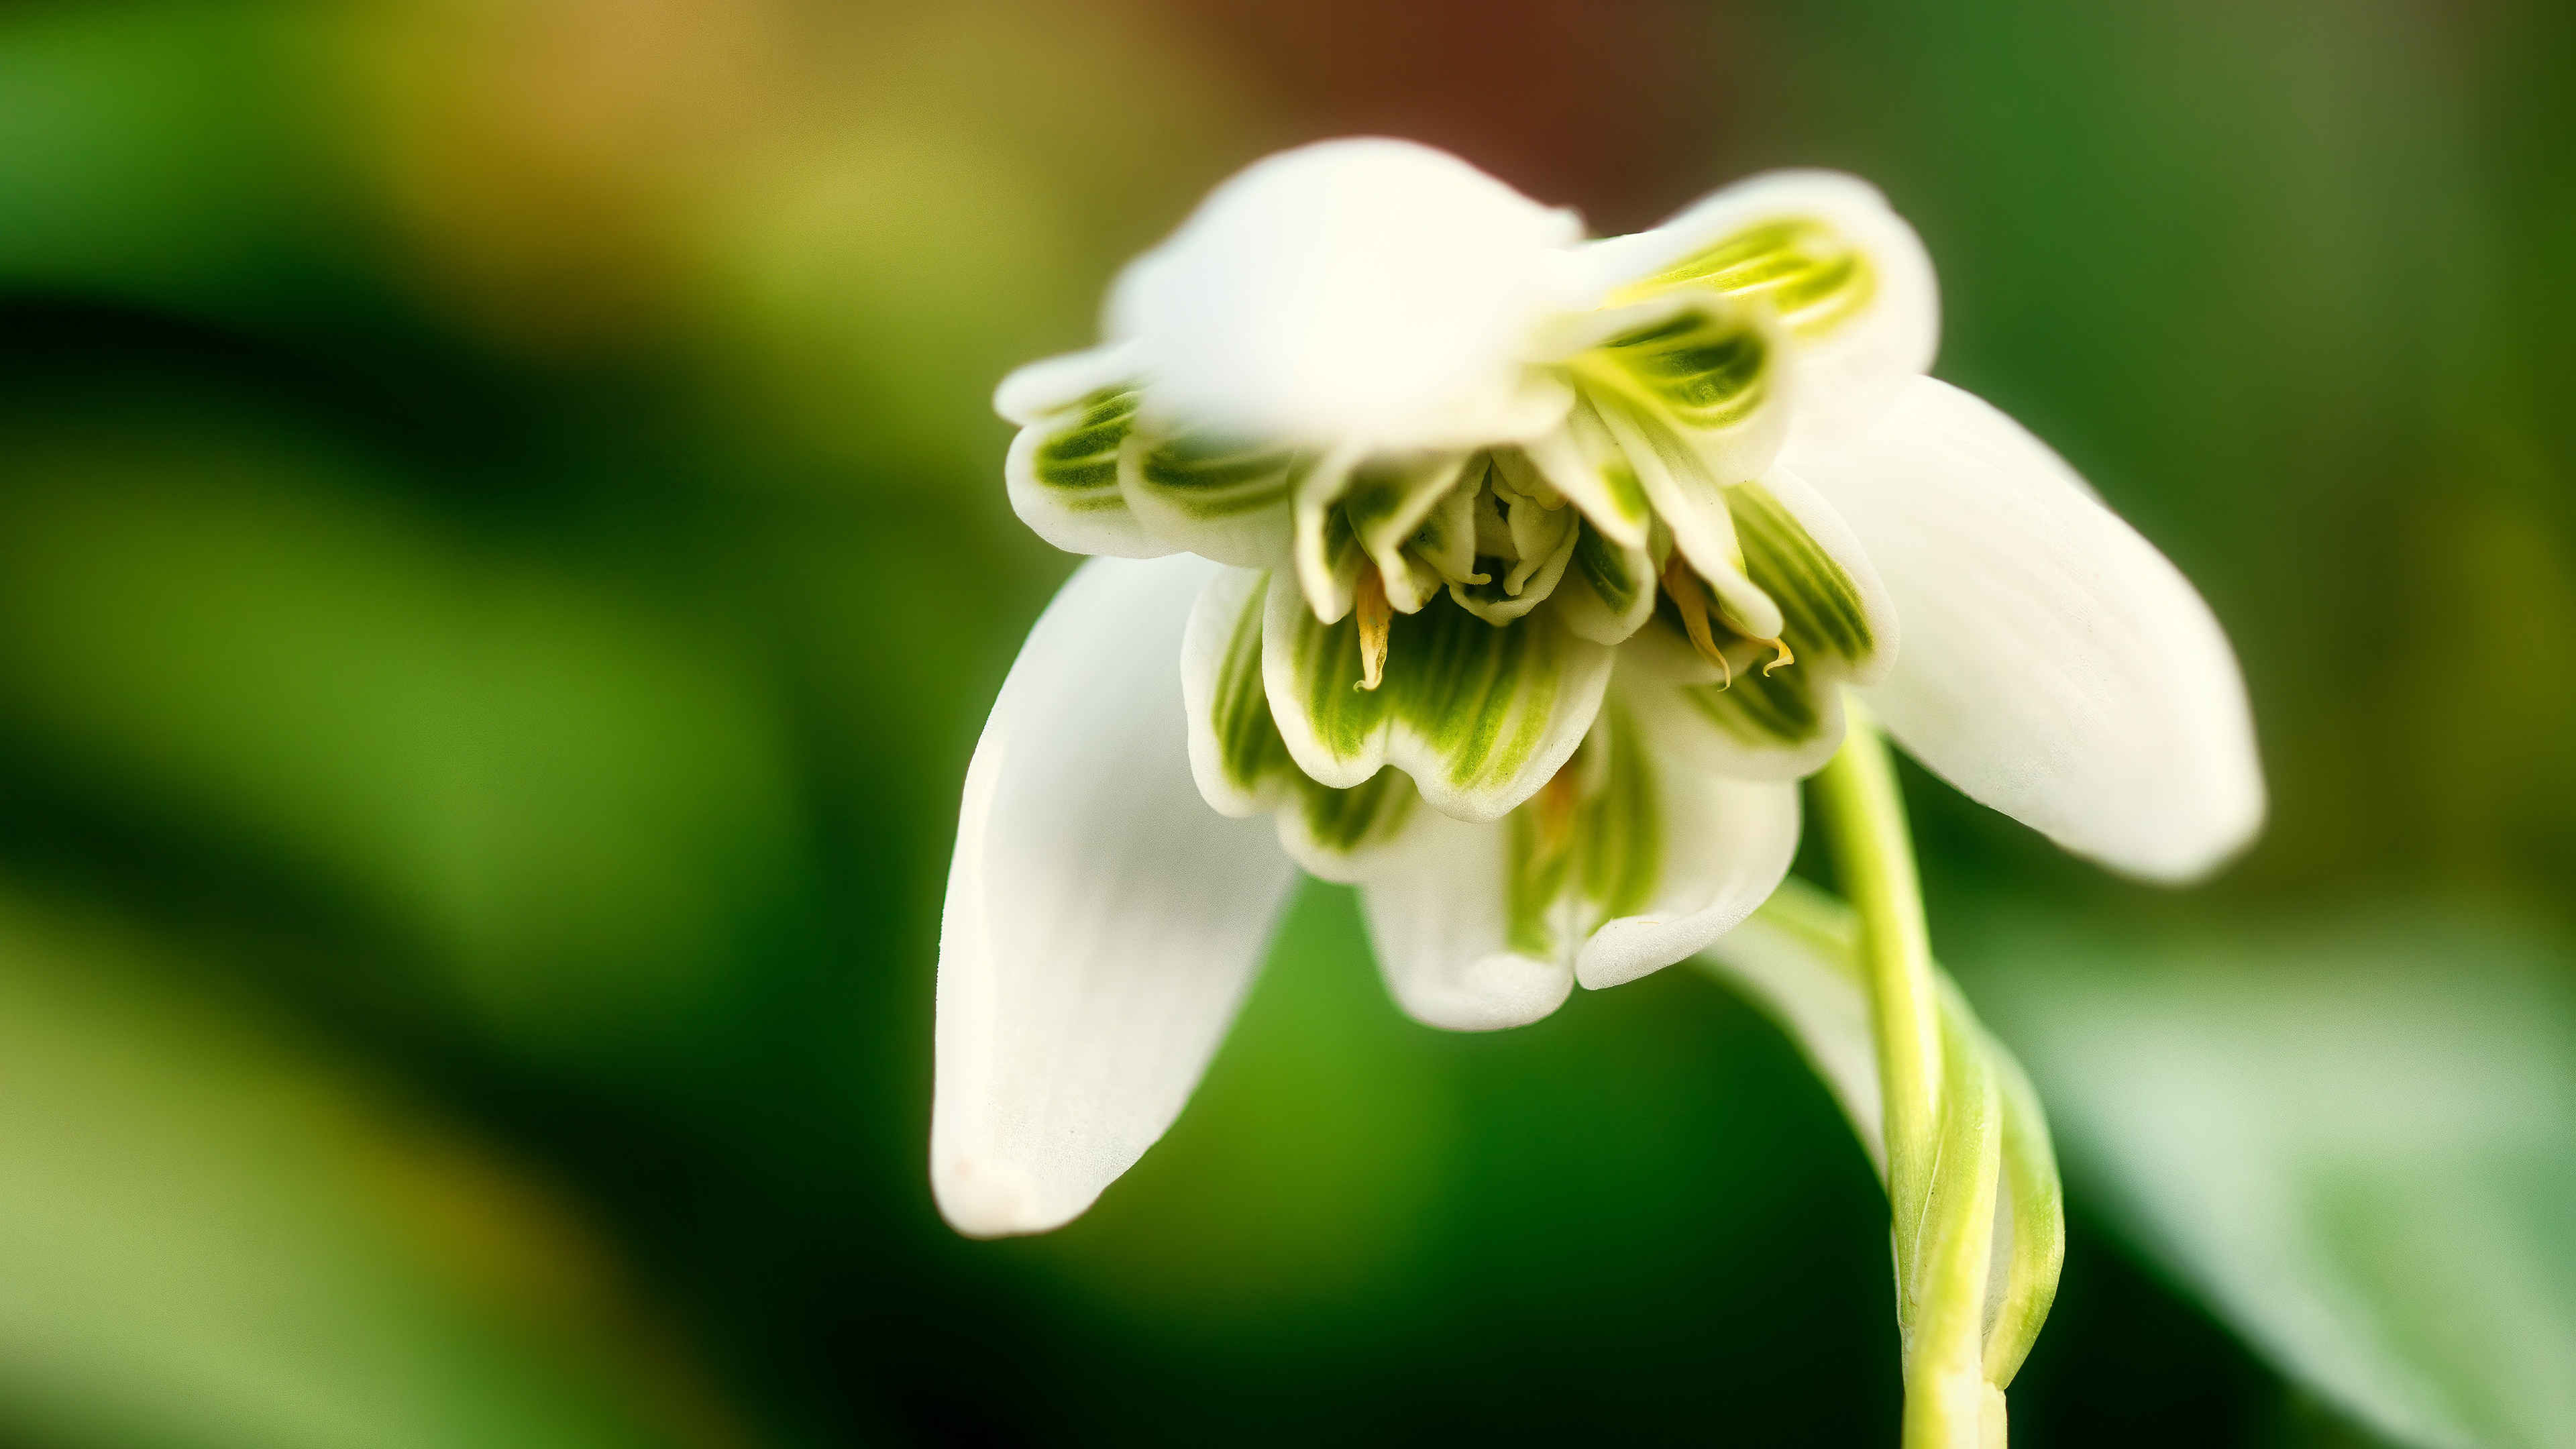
1813,704,1943,1291
1814,706,2001,1449
1705,727,2068,1446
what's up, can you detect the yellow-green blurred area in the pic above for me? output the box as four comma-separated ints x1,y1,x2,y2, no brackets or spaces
0,0,2572,1444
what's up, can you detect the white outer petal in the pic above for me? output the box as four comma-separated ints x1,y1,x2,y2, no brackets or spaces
1109,138,1589,451
933,555,1299,1236
1356,809,1573,1031
1577,775,1801,989
1792,378,2264,881
1582,170,1938,440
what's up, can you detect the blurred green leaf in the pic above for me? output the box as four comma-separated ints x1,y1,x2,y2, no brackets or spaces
1974,913,2576,1449
0,0,354,317
0,394,814,1076
0,887,745,1449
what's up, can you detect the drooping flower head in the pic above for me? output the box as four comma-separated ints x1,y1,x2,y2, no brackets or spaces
943,139,2261,1236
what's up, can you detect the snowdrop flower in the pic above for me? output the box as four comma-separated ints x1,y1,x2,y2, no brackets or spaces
936,138,2261,1242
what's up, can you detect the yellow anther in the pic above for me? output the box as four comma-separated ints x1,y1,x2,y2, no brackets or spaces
1660,557,1733,690
1534,761,1582,865
1355,567,1393,692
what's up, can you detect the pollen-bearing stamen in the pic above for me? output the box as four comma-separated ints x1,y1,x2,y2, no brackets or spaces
1660,557,1736,688
1354,566,1393,691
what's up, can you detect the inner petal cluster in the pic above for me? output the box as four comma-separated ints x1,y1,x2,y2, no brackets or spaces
999,143,1929,986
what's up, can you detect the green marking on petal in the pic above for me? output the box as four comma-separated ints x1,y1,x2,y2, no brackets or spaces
1283,583,1391,757
1682,659,1825,747
1523,399,1654,548
1297,767,1417,857
1272,580,1607,816
1409,467,1484,586
1292,497,1368,623
1726,481,1874,665
1578,304,1774,436
1211,572,1290,796
1343,451,1472,612
1619,217,1880,343
1029,386,1140,511
1128,428,1299,521
1506,802,1576,960
1578,706,1662,922
1389,600,1564,790
1574,521,1644,620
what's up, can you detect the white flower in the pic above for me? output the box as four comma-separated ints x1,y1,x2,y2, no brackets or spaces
938,138,2262,1236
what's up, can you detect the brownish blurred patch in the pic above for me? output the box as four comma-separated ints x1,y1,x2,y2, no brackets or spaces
1159,0,1735,231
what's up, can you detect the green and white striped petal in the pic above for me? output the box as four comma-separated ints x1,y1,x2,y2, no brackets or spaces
1263,576,1613,823
1551,520,1660,646
1181,566,1421,877
1350,703,1799,1024
1572,716,1803,990
1289,445,1371,623
1355,804,1574,1030
1563,291,1792,500
1618,623,1851,781
1447,457,1580,625
1520,395,1654,549
1120,427,1303,569
1582,388,1783,639
1343,450,1476,613
1729,469,1896,686
998,343,1170,559
1544,293,1790,638
1585,170,1939,438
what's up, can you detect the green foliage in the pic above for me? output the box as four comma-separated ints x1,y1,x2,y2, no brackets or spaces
1975,916,2576,1449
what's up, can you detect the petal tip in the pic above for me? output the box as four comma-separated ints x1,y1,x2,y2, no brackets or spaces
1394,952,1572,1032
932,1154,1061,1239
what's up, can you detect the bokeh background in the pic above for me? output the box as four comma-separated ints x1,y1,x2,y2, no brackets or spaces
1,0,2573,1444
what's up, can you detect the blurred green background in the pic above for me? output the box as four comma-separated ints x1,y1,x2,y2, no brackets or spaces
0,0,2572,1444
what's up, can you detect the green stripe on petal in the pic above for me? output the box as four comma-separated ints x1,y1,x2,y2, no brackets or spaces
1289,449,1371,623
1005,385,1172,558
1120,427,1301,568
1583,173,1939,436
1559,293,1791,558
1727,480,1875,666
1682,662,1831,751
1582,303,1775,435
1582,386,1784,640
1211,572,1289,800
1182,569,1428,877
1263,579,1613,822
1521,400,1654,548
1578,705,1662,923
1032,388,1137,499
1552,520,1658,645
1292,767,1419,870
1183,567,1289,816
1618,218,1879,343
1506,806,1577,960
1343,451,1472,613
